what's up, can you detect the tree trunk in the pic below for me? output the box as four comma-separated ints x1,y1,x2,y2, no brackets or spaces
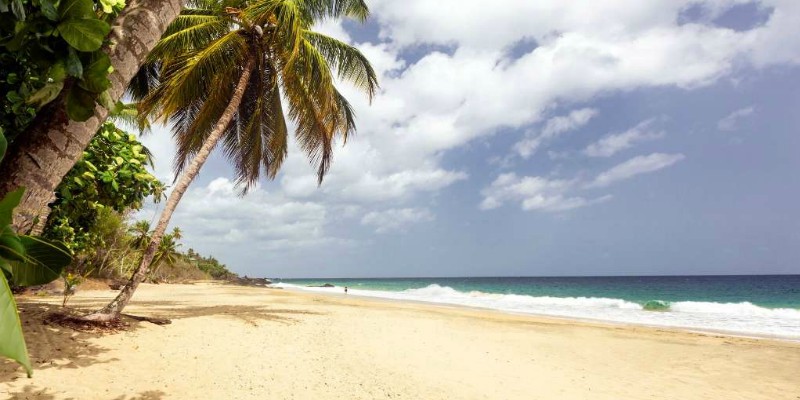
0,0,183,234
85,59,255,321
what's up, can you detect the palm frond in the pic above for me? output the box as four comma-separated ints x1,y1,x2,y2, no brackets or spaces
152,16,232,59
304,30,377,100
126,60,161,102
223,55,289,192
280,66,335,183
244,0,308,64
132,0,378,189
301,0,369,22
172,73,236,176
141,30,249,122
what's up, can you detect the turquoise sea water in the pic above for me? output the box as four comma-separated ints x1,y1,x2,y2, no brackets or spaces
278,275,800,339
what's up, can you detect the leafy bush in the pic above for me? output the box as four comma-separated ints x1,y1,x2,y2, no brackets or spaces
43,122,164,253
0,0,126,139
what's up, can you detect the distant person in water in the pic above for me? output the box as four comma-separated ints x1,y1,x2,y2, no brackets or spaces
344,286,348,294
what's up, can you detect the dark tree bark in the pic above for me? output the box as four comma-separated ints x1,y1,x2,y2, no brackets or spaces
0,0,183,233
86,59,255,321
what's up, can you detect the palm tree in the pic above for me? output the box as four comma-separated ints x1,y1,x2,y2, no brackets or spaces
150,233,182,281
129,220,152,250
86,0,377,321
170,227,183,241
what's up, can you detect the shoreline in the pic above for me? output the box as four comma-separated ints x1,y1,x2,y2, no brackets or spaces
277,284,800,343
2,282,799,399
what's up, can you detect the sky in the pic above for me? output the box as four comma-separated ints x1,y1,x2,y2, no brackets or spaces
138,0,800,278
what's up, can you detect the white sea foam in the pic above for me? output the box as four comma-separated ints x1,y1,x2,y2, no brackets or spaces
275,283,800,340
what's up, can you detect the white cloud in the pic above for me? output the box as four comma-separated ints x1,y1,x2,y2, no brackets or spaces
482,151,684,211
588,153,686,188
279,0,798,215
361,208,434,233
584,119,665,157
514,108,598,158
480,173,605,212
162,178,336,251
717,106,755,131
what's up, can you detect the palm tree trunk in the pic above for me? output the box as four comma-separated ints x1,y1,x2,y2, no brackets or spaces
85,59,255,321
0,0,183,234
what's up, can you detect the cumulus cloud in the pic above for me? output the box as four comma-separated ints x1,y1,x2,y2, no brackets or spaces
588,153,686,188
164,178,336,251
480,173,609,212
482,151,684,211
274,0,799,208
275,1,797,212
584,119,666,157
717,106,755,131
361,208,434,233
514,108,598,158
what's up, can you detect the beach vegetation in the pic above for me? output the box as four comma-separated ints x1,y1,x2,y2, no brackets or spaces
38,121,233,286
0,0,184,233
42,122,165,254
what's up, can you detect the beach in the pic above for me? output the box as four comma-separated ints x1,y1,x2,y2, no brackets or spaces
2,282,799,400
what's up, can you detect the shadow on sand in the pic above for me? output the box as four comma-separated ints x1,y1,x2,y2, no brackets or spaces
0,296,322,396
5,385,167,400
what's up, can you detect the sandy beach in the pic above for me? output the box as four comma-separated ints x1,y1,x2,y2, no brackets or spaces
1,282,799,400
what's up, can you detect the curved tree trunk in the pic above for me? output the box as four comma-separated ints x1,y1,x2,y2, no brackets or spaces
0,0,183,234
86,59,255,321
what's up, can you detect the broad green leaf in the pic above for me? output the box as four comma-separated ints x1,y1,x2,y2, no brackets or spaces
58,0,94,19
48,62,68,83
26,82,64,108
0,132,6,163
0,188,24,227
0,230,26,262
0,273,31,377
57,18,110,52
83,160,98,172
66,48,83,78
40,0,59,21
65,86,96,121
0,259,10,274
8,236,71,287
80,52,111,93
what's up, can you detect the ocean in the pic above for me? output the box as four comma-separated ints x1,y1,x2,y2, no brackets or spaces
276,275,800,340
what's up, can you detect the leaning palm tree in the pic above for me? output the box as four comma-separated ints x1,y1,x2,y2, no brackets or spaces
86,0,377,321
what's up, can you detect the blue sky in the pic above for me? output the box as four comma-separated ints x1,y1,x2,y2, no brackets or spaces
140,0,800,278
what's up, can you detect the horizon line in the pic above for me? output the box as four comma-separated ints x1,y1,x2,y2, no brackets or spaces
271,273,800,280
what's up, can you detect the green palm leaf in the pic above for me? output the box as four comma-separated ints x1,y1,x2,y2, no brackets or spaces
137,0,377,190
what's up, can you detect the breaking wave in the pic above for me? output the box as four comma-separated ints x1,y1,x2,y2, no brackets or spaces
276,283,800,339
